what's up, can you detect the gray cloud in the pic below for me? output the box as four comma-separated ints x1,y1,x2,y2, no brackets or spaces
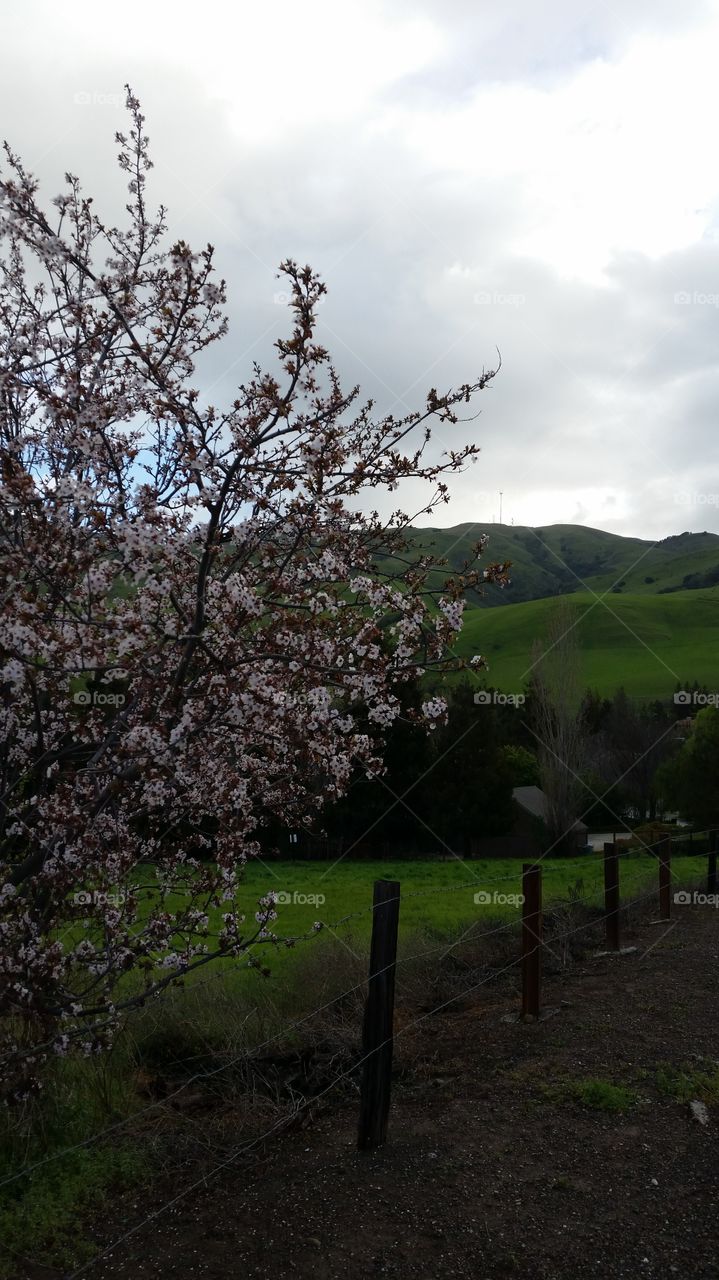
2,0,718,539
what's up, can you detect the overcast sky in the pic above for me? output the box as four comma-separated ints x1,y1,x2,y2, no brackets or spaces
3,0,719,539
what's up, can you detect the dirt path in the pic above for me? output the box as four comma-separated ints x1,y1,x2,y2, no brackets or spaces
56,908,719,1279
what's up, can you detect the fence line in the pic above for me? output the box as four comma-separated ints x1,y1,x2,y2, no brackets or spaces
63,875,674,1280
1,838,709,1200
0,914,524,1192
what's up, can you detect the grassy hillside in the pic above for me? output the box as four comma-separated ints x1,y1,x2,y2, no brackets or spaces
112,520,718,700
399,523,719,607
448,588,719,698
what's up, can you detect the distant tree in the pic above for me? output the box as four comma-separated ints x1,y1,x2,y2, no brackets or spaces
424,682,515,852
580,688,611,734
527,602,587,854
499,743,540,786
602,690,676,821
657,707,719,828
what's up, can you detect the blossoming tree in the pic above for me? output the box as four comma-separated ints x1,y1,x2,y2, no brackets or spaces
0,90,502,1095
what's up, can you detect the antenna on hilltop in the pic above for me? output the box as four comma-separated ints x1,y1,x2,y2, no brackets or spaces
499,491,503,524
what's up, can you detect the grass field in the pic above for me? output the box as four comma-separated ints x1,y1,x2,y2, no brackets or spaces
186,852,709,993
448,588,719,698
108,523,719,700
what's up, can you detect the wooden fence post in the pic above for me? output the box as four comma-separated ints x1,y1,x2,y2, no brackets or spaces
521,863,542,1017
658,834,672,920
603,841,620,952
708,830,718,897
357,879,400,1151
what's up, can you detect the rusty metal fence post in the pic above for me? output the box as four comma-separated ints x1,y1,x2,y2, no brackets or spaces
658,834,672,920
603,841,620,951
708,830,718,897
521,863,542,1017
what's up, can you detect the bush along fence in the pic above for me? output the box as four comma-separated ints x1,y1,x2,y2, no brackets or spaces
356,832,719,1150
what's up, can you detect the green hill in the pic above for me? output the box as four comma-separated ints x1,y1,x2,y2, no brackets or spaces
400,523,719,607
448,588,719,699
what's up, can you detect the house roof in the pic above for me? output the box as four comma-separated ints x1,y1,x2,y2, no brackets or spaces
512,785,588,833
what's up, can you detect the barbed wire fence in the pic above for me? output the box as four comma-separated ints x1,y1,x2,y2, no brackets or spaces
0,833,715,1278
61,859,696,1280
1,837,707,1190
